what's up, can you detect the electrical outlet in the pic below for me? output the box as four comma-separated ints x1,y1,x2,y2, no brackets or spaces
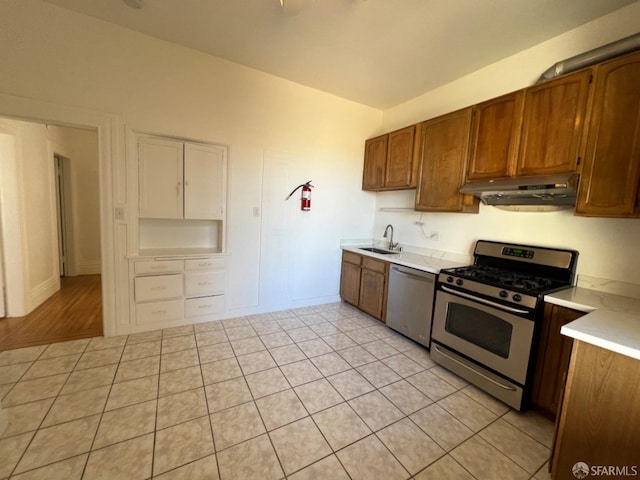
253,207,260,217
114,207,125,220
430,231,440,241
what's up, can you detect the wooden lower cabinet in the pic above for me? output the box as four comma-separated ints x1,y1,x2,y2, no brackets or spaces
339,251,388,322
531,304,584,419
339,259,361,306
551,340,640,479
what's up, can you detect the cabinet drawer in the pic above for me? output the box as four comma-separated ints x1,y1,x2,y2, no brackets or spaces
185,258,226,271
135,260,184,275
185,271,225,297
136,299,183,325
135,274,183,302
362,256,387,274
342,251,362,265
185,295,224,317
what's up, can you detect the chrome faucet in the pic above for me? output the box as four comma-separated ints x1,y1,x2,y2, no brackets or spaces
383,224,399,251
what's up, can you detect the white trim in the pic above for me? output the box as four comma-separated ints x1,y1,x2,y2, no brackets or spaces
0,92,124,336
29,276,60,310
0,125,26,316
76,261,102,275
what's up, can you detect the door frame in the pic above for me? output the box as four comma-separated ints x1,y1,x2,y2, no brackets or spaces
54,153,77,277
0,92,121,336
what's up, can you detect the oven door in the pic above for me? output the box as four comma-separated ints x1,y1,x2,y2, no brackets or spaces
432,288,535,385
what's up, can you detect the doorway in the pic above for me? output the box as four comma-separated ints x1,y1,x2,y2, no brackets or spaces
0,117,103,348
54,154,71,277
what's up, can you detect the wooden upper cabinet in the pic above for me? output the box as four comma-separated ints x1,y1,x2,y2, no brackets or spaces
362,135,387,190
415,108,479,213
363,125,419,191
385,125,419,188
467,91,524,180
517,69,592,176
576,51,640,218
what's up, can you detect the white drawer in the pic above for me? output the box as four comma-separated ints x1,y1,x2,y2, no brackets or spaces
135,274,183,302
135,260,183,275
185,271,225,297
136,299,183,324
185,258,226,271
185,295,224,318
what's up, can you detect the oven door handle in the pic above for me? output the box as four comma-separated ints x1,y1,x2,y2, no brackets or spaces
432,344,517,392
440,285,530,315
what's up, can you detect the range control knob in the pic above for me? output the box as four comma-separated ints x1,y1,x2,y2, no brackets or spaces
456,279,464,286
499,290,508,298
512,294,523,302
446,276,454,283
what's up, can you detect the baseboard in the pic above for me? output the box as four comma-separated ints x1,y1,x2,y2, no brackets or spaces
28,276,60,313
76,261,101,275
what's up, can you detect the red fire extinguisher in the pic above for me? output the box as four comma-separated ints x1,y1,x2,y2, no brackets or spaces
286,181,314,211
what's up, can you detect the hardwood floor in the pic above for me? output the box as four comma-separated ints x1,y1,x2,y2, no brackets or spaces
0,275,103,351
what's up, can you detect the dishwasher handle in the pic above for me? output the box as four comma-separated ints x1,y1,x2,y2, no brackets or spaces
391,265,435,283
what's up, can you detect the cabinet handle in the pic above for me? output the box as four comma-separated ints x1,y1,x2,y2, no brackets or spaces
198,304,212,309
150,286,167,291
432,344,517,392
151,310,167,315
198,281,212,286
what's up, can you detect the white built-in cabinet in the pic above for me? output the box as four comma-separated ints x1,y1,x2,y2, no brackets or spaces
132,257,226,327
138,137,225,221
130,133,229,331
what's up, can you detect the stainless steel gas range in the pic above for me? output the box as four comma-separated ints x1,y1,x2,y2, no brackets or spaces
430,240,578,410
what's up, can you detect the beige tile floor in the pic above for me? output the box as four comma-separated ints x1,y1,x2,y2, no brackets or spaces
0,302,555,480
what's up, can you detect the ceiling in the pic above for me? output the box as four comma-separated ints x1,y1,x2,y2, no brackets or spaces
42,0,637,109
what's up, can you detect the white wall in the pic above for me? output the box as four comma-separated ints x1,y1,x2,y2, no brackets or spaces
0,119,59,315
0,119,101,316
373,2,640,285
0,1,381,329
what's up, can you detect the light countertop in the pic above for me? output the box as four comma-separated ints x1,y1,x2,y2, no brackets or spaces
545,286,640,361
341,244,467,274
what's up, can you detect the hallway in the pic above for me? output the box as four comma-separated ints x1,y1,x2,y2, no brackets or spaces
0,276,102,351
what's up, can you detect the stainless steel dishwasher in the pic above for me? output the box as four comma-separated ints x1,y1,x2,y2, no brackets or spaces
386,264,436,347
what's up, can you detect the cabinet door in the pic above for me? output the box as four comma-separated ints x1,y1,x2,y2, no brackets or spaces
531,304,583,419
517,69,591,176
576,51,640,217
358,268,386,320
340,260,361,307
385,125,416,189
138,138,184,219
184,143,226,220
467,91,524,180
415,108,478,213
362,135,387,191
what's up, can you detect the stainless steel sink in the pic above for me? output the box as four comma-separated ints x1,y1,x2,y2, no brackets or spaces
359,247,397,255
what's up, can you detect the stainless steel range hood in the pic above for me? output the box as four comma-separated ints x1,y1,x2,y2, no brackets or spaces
460,173,579,206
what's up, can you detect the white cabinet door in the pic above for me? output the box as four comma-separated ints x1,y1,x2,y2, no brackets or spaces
139,138,184,219
184,143,226,220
